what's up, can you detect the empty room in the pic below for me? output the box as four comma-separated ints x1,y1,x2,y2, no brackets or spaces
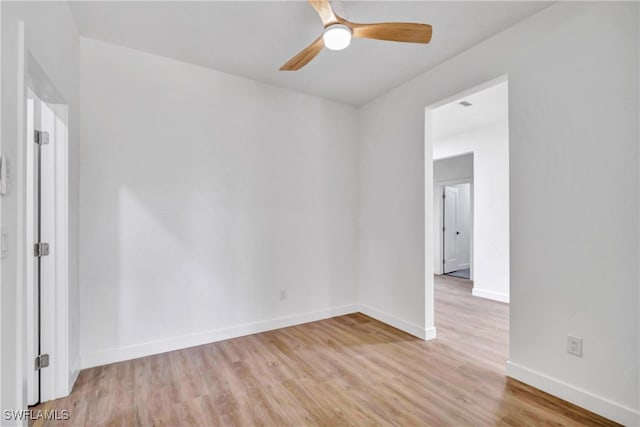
1,1,638,426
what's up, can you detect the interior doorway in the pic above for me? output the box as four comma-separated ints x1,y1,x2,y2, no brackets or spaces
424,76,510,365
433,153,474,281
424,75,511,393
426,77,510,304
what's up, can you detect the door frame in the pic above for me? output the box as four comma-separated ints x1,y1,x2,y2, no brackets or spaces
18,22,72,404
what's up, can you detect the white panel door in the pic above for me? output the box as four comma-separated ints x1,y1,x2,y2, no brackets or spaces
26,90,57,405
443,186,459,273
26,90,40,406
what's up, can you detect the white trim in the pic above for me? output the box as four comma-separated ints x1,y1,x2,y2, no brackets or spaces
69,368,80,392
16,21,28,419
81,305,359,369
358,304,436,340
80,305,439,370
506,361,639,426
52,102,70,399
423,327,437,340
25,89,37,406
0,2,3,414
435,177,473,186
472,287,509,303
424,111,436,340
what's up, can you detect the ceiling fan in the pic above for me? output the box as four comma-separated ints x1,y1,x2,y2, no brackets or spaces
280,0,433,71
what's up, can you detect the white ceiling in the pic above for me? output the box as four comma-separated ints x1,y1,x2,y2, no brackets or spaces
431,80,507,140
69,1,549,106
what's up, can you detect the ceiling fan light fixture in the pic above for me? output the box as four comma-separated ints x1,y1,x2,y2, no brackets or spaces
279,0,432,71
322,24,352,50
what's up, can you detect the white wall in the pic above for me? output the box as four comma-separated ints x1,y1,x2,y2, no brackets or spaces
1,1,80,415
78,38,359,367
433,154,474,276
358,2,638,425
434,120,509,302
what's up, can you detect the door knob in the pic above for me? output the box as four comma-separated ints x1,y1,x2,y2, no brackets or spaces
456,231,460,235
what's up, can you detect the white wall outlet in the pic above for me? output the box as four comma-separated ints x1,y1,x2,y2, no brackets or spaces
567,335,582,357
279,289,287,301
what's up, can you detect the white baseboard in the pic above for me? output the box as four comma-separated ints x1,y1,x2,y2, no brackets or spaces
506,361,639,426
472,287,509,303
81,304,359,369
80,303,438,370
69,367,80,392
358,304,436,340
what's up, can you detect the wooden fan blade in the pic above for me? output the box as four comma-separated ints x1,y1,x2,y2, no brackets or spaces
308,0,338,26
348,21,433,44
280,36,324,71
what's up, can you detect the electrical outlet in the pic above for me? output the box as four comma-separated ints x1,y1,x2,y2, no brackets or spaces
279,289,287,301
567,335,582,357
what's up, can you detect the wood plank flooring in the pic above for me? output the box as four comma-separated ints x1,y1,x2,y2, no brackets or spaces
31,275,618,426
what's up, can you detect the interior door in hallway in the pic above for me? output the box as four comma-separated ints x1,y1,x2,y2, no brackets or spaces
27,89,56,405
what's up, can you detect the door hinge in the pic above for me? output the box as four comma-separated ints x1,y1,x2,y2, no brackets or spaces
34,130,50,145
35,354,50,370
443,259,446,264
34,242,50,257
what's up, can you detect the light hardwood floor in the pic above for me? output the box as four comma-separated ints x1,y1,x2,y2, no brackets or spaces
32,275,618,426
